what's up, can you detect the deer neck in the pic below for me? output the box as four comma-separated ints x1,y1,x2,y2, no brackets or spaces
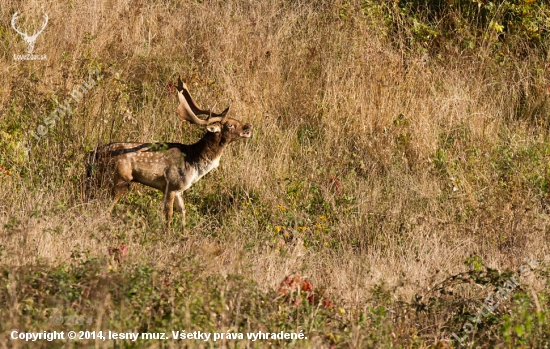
192,131,228,162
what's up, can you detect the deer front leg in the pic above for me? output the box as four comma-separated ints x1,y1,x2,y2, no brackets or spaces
164,191,176,228
174,192,186,229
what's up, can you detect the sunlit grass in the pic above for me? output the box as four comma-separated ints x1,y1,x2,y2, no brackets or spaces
1,0,550,347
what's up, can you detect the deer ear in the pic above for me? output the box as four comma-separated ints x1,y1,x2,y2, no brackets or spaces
206,124,221,133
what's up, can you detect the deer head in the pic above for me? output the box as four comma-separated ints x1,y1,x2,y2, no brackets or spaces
11,12,49,54
175,77,252,142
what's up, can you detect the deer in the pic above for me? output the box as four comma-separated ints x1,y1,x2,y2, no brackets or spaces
87,78,252,228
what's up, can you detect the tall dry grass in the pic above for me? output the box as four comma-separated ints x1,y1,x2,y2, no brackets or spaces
1,0,550,345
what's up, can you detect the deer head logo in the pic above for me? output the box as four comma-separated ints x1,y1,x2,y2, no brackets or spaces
11,12,49,54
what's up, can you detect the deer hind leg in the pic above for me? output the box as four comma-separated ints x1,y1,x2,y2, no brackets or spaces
174,192,186,228
108,172,132,214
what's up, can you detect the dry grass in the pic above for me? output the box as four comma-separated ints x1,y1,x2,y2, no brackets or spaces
1,0,550,347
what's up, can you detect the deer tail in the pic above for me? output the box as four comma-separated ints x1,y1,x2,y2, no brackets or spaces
86,149,97,178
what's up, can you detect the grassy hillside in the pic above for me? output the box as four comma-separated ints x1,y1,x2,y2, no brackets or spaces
1,0,550,347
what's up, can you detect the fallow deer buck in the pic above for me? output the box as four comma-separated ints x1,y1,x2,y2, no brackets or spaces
87,78,252,228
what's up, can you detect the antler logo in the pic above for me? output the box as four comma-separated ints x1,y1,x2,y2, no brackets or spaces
11,12,48,54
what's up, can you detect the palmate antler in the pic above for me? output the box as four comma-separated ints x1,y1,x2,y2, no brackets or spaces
11,12,49,53
175,77,230,125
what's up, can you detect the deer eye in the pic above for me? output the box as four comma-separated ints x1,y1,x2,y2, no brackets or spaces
228,124,235,129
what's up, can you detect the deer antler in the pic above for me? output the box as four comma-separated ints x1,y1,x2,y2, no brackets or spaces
175,77,230,125
34,13,49,37
11,12,27,37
